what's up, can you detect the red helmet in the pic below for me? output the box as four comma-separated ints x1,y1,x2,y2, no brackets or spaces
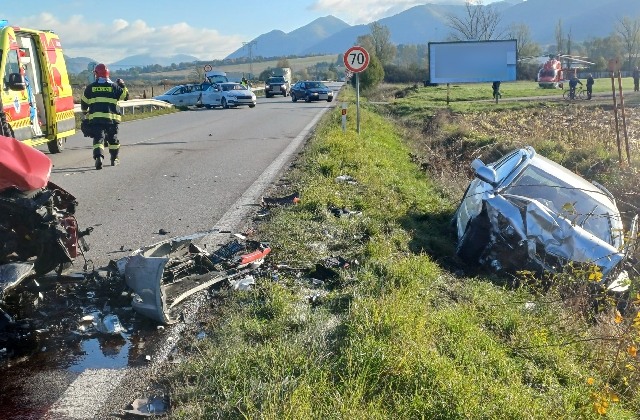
94,63,109,78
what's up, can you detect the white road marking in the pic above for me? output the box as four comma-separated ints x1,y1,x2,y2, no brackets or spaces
47,369,127,419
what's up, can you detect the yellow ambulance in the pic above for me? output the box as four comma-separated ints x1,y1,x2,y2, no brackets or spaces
0,19,75,153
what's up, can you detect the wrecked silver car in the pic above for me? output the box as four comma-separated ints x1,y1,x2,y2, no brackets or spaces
453,146,637,292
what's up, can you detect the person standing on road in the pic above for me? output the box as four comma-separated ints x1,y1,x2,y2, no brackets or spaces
633,66,640,92
586,74,594,100
81,63,129,170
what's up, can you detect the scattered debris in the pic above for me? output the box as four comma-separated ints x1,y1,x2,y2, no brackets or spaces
122,232,271,324
158,229,169,235
122,395,169,417
330,206,362,218
261,191,300,207
335,174,357,184
95,314,127,335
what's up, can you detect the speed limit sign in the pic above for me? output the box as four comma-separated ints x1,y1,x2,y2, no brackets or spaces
344,46,370,73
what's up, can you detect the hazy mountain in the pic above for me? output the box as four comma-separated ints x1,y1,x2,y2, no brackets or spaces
64,56,98,75
231,0,640,59
225,15,350,59
65,0,640,72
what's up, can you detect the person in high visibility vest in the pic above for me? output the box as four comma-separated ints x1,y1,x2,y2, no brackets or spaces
80,63,129,170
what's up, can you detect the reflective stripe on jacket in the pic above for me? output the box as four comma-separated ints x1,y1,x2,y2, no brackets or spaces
81,81,129,124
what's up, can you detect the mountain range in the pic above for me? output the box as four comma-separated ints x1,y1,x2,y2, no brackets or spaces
66,0,640,72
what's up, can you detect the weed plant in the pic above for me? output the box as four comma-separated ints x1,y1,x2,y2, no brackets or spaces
168,84,640,418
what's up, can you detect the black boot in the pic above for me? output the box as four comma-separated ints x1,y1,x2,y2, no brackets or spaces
95,155,103,170
110,152,119,166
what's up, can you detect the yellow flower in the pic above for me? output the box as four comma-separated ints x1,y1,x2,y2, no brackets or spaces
587,377,595,385
628,345,637,358
615,311,623,324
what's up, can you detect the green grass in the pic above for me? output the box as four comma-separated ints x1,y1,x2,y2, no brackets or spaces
167,86,640,419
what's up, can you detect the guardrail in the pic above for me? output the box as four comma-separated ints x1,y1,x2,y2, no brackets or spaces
73,98,174,114
73,90,267,114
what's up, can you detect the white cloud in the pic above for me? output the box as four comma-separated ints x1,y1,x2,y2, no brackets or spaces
16,13,244,63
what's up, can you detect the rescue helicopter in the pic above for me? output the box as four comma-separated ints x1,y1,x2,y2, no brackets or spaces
536,54,594,89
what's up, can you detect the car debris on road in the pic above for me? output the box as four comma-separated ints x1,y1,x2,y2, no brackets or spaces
119,232,271,324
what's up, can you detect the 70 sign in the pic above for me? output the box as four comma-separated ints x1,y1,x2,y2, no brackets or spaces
343,46,370,73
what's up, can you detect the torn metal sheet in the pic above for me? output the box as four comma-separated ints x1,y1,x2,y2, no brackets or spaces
124,232,271,324
0,262,34,294
453,146,636,292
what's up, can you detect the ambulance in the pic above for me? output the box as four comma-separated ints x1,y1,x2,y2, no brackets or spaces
0,20,75,153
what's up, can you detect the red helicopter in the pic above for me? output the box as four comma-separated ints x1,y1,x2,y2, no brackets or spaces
536,54,594,89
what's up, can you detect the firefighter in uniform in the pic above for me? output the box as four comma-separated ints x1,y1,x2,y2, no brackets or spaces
81,63,129,169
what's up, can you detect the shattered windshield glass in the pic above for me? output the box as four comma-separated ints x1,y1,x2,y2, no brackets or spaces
504,165,621,246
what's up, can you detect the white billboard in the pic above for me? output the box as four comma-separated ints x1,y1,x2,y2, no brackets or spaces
428,40,517,84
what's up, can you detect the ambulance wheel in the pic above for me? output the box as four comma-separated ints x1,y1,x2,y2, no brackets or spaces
48,137,65,154
0,111,14,138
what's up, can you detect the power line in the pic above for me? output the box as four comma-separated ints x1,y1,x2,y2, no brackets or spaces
242,40,257,77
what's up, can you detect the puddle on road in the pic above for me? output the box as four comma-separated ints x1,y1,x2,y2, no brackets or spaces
0,270,156,375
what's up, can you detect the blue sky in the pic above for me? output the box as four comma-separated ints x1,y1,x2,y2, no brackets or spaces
3,0,494,63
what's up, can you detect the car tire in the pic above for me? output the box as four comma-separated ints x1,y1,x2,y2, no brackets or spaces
456,210,491,264
48,138,65,154
291,93,297,102
327,97,333,102
249,104,255,108
222,98,229,109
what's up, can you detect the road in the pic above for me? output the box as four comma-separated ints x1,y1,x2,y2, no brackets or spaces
0,86,340,419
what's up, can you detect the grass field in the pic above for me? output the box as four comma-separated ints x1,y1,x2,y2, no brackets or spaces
165,82,640,418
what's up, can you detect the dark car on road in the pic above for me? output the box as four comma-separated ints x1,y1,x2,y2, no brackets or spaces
265,76,289,98
290,81,333,103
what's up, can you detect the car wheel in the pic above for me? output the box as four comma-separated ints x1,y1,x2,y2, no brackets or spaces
456,210,491,264
291,93,297,102
249,104,255,108
48,137,65,154
222,98,229,109
205,104,213,109
327,97,333,102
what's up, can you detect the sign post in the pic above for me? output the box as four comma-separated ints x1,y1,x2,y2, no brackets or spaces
343,46,370,134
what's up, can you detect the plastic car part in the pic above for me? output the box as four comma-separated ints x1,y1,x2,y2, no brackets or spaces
123,232,271,324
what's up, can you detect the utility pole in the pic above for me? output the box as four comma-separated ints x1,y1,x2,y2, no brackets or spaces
243,40,257,78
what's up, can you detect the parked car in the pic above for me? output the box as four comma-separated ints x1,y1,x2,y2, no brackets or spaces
200,82,256,109
152,83,207,107
265,76,290,97
290,81,334,103
453,146,637,293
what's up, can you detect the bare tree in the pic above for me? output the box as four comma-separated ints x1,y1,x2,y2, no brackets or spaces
616,16,640,70
369,22,397,65
507,23,541,59
554,19,564,53
447,0,503,41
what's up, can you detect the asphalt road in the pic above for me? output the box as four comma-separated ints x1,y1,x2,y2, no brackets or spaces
0,86,340,419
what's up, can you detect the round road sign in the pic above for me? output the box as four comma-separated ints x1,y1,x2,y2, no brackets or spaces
344,46,370,73
203,64,213,72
